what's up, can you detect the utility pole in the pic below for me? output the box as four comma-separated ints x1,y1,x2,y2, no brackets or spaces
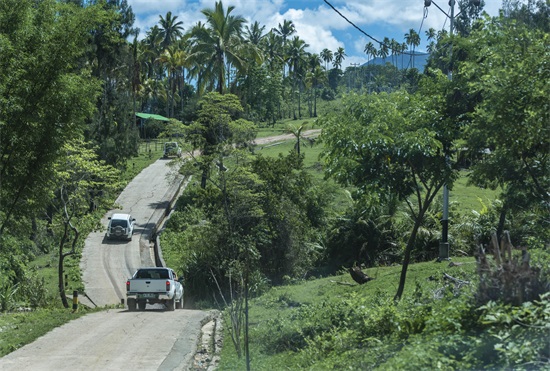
424,0,481,261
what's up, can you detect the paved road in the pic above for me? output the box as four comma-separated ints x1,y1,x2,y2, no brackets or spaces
80,158,184,307
0,309,209,370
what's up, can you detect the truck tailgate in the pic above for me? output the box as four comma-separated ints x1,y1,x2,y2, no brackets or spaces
127,279,168,293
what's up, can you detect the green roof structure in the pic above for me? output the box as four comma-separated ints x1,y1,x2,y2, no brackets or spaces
135,112,170,121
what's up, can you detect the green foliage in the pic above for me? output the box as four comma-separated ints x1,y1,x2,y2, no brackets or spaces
460,14,550,213
0,282,19,313
319,76,461,299
324,191,401,269
478,294,550,368
162,148,331,305
183,92,257,188
87,0,139,166
0,0,102,234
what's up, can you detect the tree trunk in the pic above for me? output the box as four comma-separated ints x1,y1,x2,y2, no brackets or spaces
394,212,424,301
313,87,317,117
244,269,250,371
496,202,507,242
58,252,69,308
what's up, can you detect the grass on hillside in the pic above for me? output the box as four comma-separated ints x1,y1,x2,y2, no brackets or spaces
218,257,479,370
256,118,319,139
451,173,500,213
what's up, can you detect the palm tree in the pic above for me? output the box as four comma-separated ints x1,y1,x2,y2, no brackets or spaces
244,21,265,45
157,46,188,117
305,65,327,117
142,25,163,80
333,47,346,70
287,36,309,119
285,123,313,155
273,20,295,78
378,42,389,61
381,37,391,64
189,1,247,94
320,48,333,70
364,42,376,66
400,42,408,69
273,19,295,46
425,27,436,42
159,11,184,49
437,29,448,42
390,38,399,68
404,28,420,68
261,31,284,73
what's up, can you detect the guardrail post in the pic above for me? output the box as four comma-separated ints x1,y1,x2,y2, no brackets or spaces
72,290,78,312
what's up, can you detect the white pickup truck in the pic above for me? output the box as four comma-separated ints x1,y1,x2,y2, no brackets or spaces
126,267,184,311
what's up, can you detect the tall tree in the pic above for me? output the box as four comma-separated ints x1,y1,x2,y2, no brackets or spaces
455,0,486,36
425,27,437,42
273,19,296,78
306,66,326,117
244,21,266,45
320,48,333,71
189,1,247,94
183,93,256,188
159,11,184,49
404,28,420,68
333,47,346,70
51,138,118,307
320,73,459,301
460,12,550,238
157,46,188,117
378,42,389,60
0,0,101,235
287,36,309,119
87,0,140,166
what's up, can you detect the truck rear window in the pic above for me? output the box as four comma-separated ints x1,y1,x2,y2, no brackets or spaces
136,269,170,279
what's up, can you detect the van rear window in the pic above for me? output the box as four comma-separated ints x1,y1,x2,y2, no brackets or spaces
110,220,128,228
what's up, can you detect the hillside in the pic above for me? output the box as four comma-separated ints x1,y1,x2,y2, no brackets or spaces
363,51,430,71
217,253,550,370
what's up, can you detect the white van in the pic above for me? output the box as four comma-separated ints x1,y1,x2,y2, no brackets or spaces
106,213,136,241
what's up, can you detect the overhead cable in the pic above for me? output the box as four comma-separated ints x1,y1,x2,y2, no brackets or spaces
322,0,418,56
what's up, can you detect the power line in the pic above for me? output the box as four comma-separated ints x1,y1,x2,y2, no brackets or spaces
322,0,419,57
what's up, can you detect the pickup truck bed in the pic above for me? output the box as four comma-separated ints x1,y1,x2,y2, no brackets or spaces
126,267,184,311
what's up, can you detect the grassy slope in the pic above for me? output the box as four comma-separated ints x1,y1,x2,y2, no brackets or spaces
218,258,478,370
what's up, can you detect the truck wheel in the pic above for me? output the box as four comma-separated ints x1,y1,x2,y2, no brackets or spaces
166,297,175,311
138,300,146,311
127,298,136,312
176,297,184,309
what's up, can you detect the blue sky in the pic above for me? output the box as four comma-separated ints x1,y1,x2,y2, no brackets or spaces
127,0,502,68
